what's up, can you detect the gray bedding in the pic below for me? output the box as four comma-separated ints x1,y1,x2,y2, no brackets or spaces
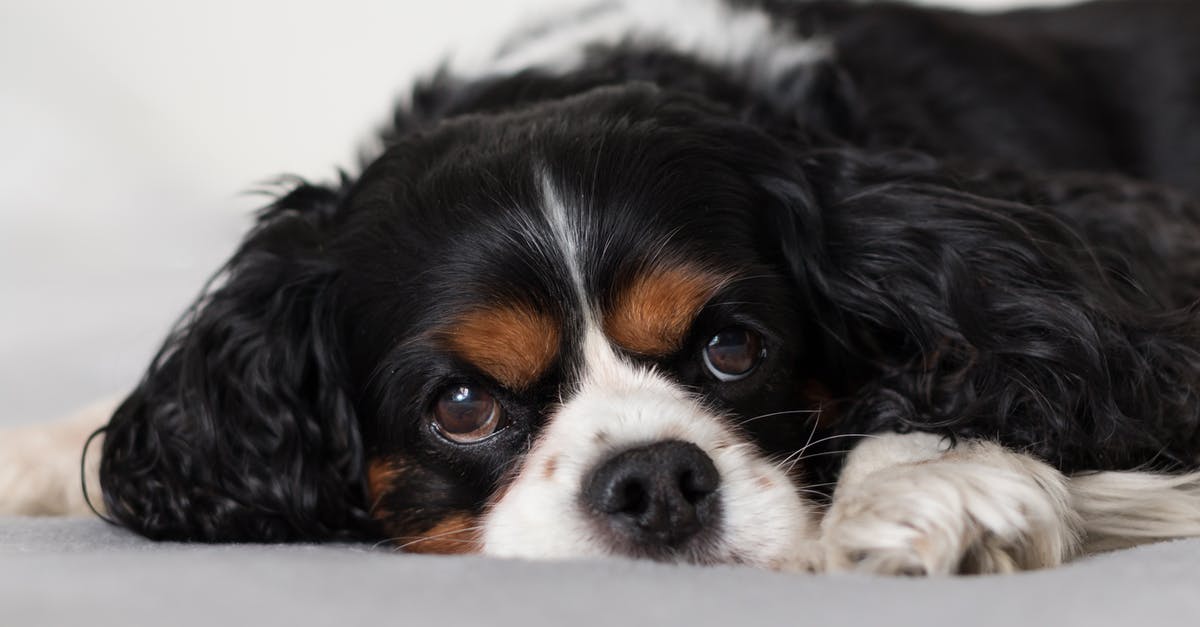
3,516,1198,626
3,1,1197,625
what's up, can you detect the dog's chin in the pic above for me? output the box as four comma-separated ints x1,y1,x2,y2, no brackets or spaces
478,332,819,568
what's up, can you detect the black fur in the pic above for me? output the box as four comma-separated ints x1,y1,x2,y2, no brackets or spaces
101,0,1200,544
101,179,372,541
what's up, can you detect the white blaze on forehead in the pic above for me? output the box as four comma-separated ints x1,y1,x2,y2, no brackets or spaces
449,0,831,82
538,170,590,308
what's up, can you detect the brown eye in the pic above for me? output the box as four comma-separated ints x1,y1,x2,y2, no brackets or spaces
432,385,505,443
703,327,765,381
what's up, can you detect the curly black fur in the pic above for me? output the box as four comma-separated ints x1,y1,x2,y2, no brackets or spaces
101,0,1200,542
100,179,374,541
773,150,1200,474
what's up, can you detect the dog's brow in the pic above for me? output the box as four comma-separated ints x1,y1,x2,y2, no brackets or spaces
440,303,561,390
604,264,730,357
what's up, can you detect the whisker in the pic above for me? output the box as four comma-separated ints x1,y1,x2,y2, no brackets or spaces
772,448,806,471
800,404,823,449
797,432,881,455
766,419,828,471
772,435,881,476
735,407,823,426
386,524,489,552
371,537,402,550
786,448,866,474
393,523,487,550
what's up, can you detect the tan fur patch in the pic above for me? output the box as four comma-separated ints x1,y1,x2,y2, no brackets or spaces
441,304,560,390
398,513,482,555
604,265,729,356
366,458,405,518
367,459,481,554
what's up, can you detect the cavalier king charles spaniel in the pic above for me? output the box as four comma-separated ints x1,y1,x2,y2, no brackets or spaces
5,0,1200,575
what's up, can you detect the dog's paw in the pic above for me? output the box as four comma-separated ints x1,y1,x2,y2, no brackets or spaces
0,400,113,516
820,444,1081,576
771,540,828,574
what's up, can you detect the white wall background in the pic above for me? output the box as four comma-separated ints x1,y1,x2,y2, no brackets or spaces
0,0,1079,425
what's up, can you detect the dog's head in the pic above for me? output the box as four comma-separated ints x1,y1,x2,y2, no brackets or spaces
352,85,834,565
99,83,852,567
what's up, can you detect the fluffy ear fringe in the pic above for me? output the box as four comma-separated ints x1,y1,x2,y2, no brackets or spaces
100,178,374,542
768,148,1200,473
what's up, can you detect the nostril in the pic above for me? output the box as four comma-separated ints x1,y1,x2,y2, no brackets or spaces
679,469,715,504
614,478,649,516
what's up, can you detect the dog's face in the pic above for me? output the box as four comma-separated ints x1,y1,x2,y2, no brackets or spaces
100,83,836,567
328,85,823,565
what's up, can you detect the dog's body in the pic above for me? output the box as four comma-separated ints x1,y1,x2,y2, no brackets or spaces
5,0,1200,575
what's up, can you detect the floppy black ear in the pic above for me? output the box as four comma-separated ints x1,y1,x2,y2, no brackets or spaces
100,176,373,541
764,148,1200,472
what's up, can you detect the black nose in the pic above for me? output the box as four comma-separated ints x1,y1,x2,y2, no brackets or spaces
583,440,720,549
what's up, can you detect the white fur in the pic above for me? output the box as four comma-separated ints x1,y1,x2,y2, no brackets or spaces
449,0,830,82
819,433,1083,575
817,433,1200,575
479,167,821,565
1071,470,1200,552
539,170,590,306
0,398,113,517
482,324,818,566
483,168,819,565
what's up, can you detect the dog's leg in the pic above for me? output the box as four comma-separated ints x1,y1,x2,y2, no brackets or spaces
819,432,1083,575
0,398,114,516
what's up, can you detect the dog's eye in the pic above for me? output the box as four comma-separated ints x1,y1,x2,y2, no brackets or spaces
432,385,505,443
702,327,765,382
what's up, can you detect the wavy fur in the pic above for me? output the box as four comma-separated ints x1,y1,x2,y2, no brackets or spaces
89,0,1200,556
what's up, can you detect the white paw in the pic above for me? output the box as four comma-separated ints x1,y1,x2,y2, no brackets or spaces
0,399,114,516
820,442,1081,576
771,540,828,574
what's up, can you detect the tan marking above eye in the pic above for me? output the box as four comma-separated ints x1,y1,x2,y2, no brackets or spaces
604,264,731,357
440,304,560,390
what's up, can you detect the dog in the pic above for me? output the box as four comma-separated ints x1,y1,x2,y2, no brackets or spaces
5,0,1200,575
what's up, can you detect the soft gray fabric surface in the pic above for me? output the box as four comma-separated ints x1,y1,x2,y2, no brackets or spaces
2,2,1193,626
3,516,1198,626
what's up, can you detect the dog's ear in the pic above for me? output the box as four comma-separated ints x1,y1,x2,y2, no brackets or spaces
100,176,373,541
762,149,1200,470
